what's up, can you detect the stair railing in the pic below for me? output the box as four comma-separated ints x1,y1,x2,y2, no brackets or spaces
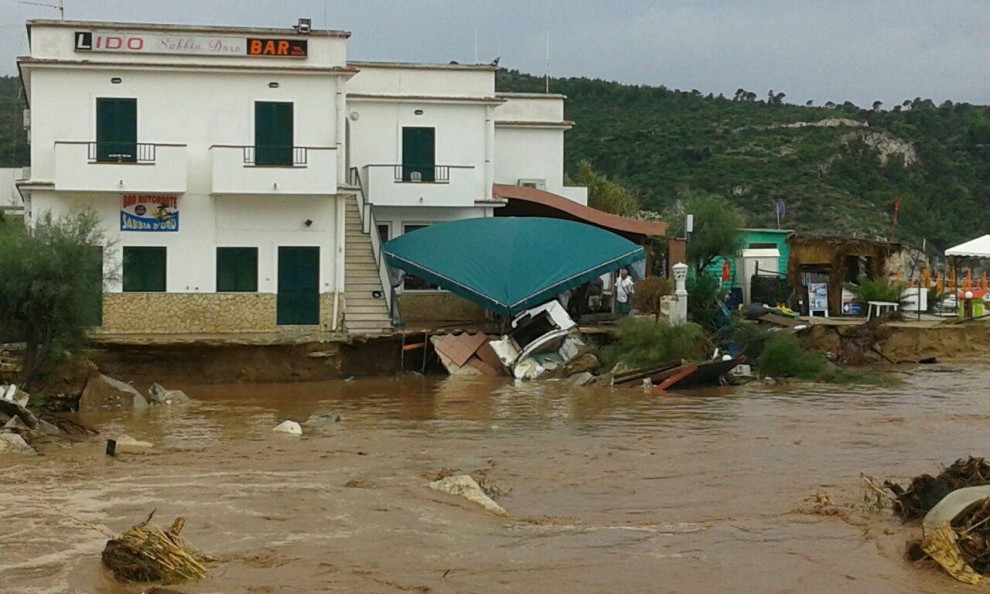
348,166,404,329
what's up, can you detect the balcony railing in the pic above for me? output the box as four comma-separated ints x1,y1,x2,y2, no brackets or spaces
209,145,337,194
359,163,480,207
54,141,187,193
86,142,157,164
392,164,451,183
242,146,310,167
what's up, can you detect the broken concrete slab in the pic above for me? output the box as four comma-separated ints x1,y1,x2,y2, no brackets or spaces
0,433,36,455
111,434,154,453
79,374,149,412
148,383,191,406
428,474,507,516
1,384,29,407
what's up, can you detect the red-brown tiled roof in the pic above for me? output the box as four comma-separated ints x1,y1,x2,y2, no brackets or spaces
492,184,667,242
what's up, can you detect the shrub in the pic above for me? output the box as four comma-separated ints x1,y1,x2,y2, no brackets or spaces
631,277,672,320
727,318,778,360
686,273,729,332
850,278,905,306
0,210,112,385
599,318,708,370
757,333,826,379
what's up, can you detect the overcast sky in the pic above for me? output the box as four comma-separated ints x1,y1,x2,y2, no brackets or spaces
2,0,989,108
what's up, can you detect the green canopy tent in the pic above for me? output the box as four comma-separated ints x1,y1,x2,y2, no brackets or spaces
383,217,645,317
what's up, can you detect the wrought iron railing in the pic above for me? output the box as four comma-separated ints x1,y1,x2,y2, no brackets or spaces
393,164,450,183
88,142,156,163
242,146,309,166
350,166,403,329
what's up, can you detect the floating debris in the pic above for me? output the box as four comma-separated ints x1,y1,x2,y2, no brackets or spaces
102,512,216,584
885,457,990,520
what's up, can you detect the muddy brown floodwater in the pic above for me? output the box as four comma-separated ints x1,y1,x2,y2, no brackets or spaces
3,366,990,593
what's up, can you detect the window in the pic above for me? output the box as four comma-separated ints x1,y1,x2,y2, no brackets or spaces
402,224,440,290
749,242,777,249
96,98,137,162
122,246,166,292
377,223,391,242
401,127,435,182
217,247,259,292
254,101,294,166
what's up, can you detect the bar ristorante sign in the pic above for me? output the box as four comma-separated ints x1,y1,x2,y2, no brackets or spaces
74,31,307,58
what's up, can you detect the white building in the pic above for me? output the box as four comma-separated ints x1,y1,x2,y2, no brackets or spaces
16,18,593,337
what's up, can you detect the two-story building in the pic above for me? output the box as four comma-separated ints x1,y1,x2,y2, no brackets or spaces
16,18,637,339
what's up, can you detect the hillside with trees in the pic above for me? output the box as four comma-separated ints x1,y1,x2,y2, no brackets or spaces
0,76,28,169
498,70,990,251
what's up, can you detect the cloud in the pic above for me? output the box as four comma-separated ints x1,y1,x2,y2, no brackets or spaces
2,0,990,107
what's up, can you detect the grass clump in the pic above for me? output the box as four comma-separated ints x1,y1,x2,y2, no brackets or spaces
757,333,898,385
600,317,708,370
757,333,826,379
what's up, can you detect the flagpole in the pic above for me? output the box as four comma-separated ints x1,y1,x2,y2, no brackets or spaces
775,199,780,229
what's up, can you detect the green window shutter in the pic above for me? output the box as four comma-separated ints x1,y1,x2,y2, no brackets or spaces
276,246,320,325
401,127,435,182
96,98,137,162
217,247,259,292
254,102,294,166
122,247,166,292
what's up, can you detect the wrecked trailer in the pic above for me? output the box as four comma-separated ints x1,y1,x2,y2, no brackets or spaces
488,301,593,380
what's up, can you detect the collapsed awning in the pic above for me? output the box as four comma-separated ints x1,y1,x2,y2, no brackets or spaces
946,235,990,258
383,217,645,317
492,184,668,243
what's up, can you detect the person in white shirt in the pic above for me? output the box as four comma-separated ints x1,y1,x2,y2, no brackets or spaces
615,268,635,315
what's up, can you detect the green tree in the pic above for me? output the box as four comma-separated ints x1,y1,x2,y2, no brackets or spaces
671,192,745,273
0,210,111,385
570,160,639,216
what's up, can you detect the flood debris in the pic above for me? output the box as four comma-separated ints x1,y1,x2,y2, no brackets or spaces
0,385,40,430
428,474,507,517
431,332,503,376
610,357,745,392
101,511,216,584
918,487,990,584
148,383,191,406
0,432,36,455
80,373,149,412
874,457,990,584
885,457,990,520
272,420,302,436
489,301,599,380
106,435,154,457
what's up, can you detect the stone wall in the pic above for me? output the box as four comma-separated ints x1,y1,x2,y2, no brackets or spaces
100,293,345,334
398,292,489,325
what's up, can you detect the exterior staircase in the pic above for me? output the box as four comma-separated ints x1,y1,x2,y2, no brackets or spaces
344,195,393,335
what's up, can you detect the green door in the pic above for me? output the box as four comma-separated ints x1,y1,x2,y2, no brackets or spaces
255,101,294,166
96,98,137,162
277,247,320,325
82,246,103,327
402,127,435,182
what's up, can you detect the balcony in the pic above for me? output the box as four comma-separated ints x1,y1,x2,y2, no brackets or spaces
54,141,187,193
360,164,482,207
210,145,338,195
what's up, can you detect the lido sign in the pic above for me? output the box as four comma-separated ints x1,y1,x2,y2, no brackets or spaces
74,31,307,58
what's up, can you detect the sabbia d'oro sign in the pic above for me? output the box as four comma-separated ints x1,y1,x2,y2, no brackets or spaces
121,195,179,232
74,31,308,58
